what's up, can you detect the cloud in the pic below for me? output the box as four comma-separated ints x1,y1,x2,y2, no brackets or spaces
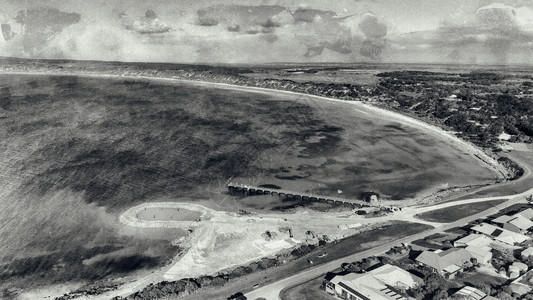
291,10,362,58
359,13,387,39
10,7,81,55
289,8,337,23
45,23,198,63
125,10,171,34
1,24,16,41
196,4,288,35
476,3,517,27
433,3,533,64
358,13,387,60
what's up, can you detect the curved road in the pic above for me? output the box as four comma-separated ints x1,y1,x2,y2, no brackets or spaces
2,71,528,300
245,188,533,300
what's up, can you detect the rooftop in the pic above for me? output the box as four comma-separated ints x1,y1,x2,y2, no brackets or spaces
454,234,493,248
453,286,486,300
493,214,533,230
471,223,529,245
416,248,472,273
330,264,422,300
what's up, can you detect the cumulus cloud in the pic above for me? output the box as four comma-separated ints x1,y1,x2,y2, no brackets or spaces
1,24,16,41
196,5,288,35
46,23,197,63
358,13,387,60
290,9,360,58
121,10,171,34
289,8,337,23
9,7,81,55
435,3,533,64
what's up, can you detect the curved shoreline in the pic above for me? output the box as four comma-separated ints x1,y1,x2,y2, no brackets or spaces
0,70,508,198
3,70,529,300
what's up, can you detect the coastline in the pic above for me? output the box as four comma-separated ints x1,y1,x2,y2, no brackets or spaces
3,69,530,300
0,70,508,201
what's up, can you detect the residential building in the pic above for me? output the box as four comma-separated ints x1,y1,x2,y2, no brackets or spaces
454,234,493,248
452,286,486,300
415,248,472,278
325,264,422,300
521,247,533,260
451,286,499,300
519,208,533,220
465,245,492,265
509,269,533,296
509,262,528,279
471,223,529,245
453,234,493,265
492,214,533,233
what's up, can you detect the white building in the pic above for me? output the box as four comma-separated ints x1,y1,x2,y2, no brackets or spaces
471,223,529,245
326,264,422,300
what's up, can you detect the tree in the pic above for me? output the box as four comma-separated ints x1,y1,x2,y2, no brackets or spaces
422,273,448,299
496,290,513,300
473,284,492,296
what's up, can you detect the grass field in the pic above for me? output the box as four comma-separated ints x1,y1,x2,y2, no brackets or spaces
0,74,500,293
415,199,507,223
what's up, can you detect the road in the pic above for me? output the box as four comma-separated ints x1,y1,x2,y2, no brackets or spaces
11,72,523,300
111,186,532,300
245,187,533,300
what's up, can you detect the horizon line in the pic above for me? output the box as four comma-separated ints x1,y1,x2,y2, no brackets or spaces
2,55,533,70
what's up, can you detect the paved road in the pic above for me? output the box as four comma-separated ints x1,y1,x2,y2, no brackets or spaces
245,188,533,300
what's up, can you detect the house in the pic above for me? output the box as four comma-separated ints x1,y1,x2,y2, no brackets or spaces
454,234,493,248
451,286,500,300
325,264,422,300
465,245,492,265
522,247,533,260
370,264,423,289
509,262,528,279
509,269,533,296
453,234,494,265
519,208,533,220
471,223,529,245
452,286,486,300
415,248,472,278
492,214,533,233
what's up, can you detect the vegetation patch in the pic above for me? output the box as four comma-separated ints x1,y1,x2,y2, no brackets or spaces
415,199,507,223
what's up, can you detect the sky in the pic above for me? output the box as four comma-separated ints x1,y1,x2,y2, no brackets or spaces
1,0,533,65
